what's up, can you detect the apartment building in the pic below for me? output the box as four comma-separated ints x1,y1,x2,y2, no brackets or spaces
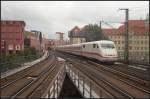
103,20,149,63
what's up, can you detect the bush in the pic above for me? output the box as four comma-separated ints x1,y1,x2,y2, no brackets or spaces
0,46,42,72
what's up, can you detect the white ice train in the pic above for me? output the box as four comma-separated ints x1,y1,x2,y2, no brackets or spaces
56,40,119,63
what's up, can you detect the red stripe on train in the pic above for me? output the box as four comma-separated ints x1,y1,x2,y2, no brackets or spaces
60,49,118,58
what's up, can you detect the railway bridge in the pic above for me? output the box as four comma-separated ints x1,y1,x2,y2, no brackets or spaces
1,51,149,98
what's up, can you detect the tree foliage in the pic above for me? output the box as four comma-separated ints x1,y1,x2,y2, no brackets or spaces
39,32,42,44
81,24,109,42
0,46,40,72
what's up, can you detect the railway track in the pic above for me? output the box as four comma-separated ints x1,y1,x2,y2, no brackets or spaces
1,56,50,88
29,60,65,98
55,51,149,98
56,51,149,80
11,58,57,98
1,51,51,87
69,63,132,98
106,63,149,81
87,61,149,91
68,59,149,98
0,52,53,88
1,52,59,98
68,60,133,98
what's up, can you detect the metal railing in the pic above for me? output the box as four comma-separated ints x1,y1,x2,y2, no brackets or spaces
65,63,114,98
43,64,66,98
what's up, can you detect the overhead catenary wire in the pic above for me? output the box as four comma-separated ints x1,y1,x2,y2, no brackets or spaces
129,4,149,10
99,4,148,29
102,9,125,23
101,21,119,28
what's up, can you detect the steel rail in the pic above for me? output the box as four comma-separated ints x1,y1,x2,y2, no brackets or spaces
1,58,51,89
67,59,134,98
88,61,149,93
1,53,51,89
10,57,57,98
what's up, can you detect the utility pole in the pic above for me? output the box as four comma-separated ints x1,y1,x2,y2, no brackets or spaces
100,21,102,29
119,8,129,64
148,15,150,65
39,32,42,48
100,21,102,34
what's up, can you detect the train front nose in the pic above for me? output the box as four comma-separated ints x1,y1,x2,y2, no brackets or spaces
102,49,117,57
101,49,119,62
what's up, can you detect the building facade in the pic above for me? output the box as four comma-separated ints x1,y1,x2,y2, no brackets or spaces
24,31,54,51
1,20,25,55
42,38,53,50
103,20,149,63
24,31,41,51
68,26,86,44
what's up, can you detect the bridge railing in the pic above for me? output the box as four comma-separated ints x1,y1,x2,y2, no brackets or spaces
43,63,66,98
65,62,114,98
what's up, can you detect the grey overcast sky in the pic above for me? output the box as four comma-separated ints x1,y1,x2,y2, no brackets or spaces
1,1,149,40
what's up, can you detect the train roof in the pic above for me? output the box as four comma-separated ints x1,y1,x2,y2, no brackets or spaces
81,40,114,45
57,40,114,47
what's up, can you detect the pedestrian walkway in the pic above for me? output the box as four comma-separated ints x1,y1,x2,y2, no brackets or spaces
1,51,49,78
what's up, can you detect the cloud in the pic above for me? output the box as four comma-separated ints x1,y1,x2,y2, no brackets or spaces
1,1,149,40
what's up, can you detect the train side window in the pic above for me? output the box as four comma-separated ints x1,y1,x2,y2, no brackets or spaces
83,45,85,48
93,44,96,48
97,44,99,48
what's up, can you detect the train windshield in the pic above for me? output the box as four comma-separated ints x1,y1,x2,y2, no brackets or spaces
101,43,115,49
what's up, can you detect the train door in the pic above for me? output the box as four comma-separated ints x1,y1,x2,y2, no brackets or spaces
81,44,85,56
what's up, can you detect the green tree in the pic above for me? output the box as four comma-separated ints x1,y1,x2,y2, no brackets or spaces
0,45,40,72
39,32,42,44
82,24,109,42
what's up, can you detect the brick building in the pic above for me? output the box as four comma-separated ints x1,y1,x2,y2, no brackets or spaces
24,31,53,51
42,38,51,50
1,20,25,55
103,20,149,63
68,26,86,44
24,31,40,51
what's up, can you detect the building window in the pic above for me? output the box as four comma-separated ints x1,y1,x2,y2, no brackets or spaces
134,41,136,44
16,50,20,54
141,40,143,44
129,46,132,50
97,45,99,48
8,44,13,50
141,36,143,39
9,50,13,54
16,45,21,50
129,40,132,44
129,35,132,39
141,47,143,50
